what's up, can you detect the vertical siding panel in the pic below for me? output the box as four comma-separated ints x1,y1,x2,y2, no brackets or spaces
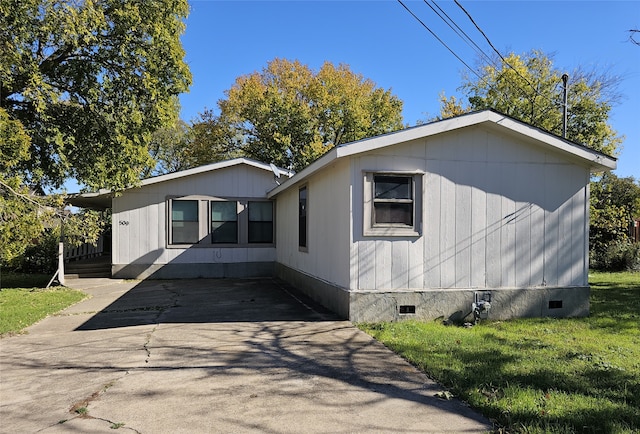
515,165,533,287
557,185,573,286
424,161,441,288
543,164,559,287
501,164,517,287
558,199,574,286
471,182,487,288
375,239,392,289
485,165,502,287
440,162,456,288
529,204,545,287
470,130,488,288
391,241,409,289
408,237,424,289
455,163,472,288
358,241,376,289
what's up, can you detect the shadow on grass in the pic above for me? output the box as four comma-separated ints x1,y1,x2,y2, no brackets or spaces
386,329,639,433
589,284,640,329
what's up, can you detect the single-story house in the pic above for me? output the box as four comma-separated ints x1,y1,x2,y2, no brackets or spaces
68,110,616,322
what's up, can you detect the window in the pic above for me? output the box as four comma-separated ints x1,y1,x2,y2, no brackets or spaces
248,201,273,243
299,186,307,249
211,201,238,243
171,200,199,244
168,198,274,246
363,173,422,237
373,175,413,226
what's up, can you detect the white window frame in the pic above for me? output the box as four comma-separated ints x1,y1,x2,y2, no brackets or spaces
363,172,422,237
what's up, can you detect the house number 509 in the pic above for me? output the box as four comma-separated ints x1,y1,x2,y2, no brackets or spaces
119,221,129,226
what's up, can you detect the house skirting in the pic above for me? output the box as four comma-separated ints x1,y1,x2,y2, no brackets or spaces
275,262,589,322
274,263,351,319
112,262,274,280
349,286,590,323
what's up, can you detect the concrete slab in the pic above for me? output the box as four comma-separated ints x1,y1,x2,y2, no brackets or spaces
0,278,492,433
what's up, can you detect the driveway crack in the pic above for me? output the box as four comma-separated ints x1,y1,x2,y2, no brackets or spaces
143,283,181,364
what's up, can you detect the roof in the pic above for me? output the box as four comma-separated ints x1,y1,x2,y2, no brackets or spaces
66,158,293,209
267,109,617,198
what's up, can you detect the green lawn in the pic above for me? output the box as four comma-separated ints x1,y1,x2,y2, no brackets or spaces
359,271,640,434
0,272,87,336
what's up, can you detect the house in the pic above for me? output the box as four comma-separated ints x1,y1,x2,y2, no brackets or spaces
68,110,616,322
68,159,292,279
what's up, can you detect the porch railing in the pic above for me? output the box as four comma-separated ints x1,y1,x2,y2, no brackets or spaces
64,236,104,262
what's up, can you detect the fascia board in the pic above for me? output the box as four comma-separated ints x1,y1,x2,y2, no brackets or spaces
140,157,289,187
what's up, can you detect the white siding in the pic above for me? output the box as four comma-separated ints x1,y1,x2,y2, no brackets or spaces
351,125,590,290
275,159,352,289
112,164,278,267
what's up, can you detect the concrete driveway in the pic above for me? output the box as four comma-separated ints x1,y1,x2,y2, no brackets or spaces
0,278,492,433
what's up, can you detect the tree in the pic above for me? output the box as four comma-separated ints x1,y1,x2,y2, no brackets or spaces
590,173,640,269
146,119,194,176
211,59,404,171
0,0,192,192
440,50,622,156
0,107,54,265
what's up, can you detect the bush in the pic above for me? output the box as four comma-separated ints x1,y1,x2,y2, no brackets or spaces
15,230,59,274
595,240,640,271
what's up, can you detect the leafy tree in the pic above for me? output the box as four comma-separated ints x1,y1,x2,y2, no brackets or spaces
0,0,192,192
590,173,640,269
146,119,194,176
212,58,404,171
0,107,55,265
440,50,622,156
188,109,242,168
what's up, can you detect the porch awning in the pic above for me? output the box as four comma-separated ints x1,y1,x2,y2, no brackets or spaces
66,190,113,210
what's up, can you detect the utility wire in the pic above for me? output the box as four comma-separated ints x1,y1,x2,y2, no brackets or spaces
397,0,515,111
424,0,496,69
453,0,541,96
397,0,482,80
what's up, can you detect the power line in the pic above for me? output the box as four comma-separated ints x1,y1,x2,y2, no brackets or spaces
396,0,482,80
423,0,496,69
397,0,516,112
453,0,540,96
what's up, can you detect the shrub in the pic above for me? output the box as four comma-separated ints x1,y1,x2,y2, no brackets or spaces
15,229,59,274
596,240,640,271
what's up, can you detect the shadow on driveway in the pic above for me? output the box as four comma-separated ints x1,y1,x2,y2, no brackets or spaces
1,278,493,433
75,278,337,330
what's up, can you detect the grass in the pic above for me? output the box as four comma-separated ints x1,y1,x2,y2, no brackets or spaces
359,271,640,434
0,272,87,336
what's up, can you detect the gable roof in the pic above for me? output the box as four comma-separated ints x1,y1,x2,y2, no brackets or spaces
67,158,292,209
268,109,617,198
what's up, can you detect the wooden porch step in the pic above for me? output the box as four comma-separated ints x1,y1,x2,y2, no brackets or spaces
65,256,111,279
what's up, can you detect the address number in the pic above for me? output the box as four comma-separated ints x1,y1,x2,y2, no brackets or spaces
119,221,130,226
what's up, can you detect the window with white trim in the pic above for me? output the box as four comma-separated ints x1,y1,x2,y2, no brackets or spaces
363,173,422,237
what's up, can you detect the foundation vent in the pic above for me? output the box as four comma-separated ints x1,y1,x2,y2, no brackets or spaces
399,305,416,314
549,300,563,309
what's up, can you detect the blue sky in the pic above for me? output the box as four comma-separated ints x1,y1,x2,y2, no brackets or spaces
179,0,640,179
